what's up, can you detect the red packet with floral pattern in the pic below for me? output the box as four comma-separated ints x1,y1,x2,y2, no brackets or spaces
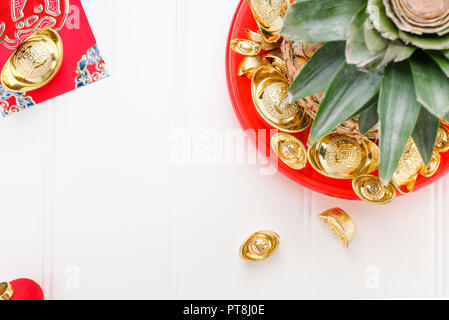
0,0,109,117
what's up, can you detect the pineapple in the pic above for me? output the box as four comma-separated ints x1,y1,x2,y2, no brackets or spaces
280,39,379,141
281,0,449,184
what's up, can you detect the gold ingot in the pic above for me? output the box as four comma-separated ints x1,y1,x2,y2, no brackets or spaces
318,208,356,248
307,133,380,179
239,230,280,262
264,50,287,74
230,39,262,56
392,139,424,194
420,151,441,178
352,174,396,204
251,65,311,133
1,28,63,92
245,29,281,51
271,133,307,170
435,125,449,153
238,56,264,79
247,0,290,43
0,282,13,300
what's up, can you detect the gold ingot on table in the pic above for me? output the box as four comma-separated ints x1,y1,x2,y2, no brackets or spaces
251,65,312,133
352,174,396,205
248,0,290,43
420,151,441,178
264,50,287,74
318,208,356,248
1,28,63,92
230,39,262,56
245,29,281,51
307,133,380,179
271,133,307,170
0,282,13,300
239,230,280,262
238,56,264,79
435,125,449,153
392,139,424,194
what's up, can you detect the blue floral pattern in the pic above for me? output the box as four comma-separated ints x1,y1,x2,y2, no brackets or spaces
75,44,110,88
0,85,35,117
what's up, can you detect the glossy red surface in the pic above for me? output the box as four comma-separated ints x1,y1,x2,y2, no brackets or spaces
225,0,449,200
9,278,44,300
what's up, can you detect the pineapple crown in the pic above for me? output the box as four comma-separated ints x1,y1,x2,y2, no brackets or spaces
281,0,449,184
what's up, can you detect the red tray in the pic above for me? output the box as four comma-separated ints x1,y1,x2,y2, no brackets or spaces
225,0,449,200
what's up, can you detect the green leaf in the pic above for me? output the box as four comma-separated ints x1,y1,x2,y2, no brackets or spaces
309,63,382,143
377,41,402,68
359,103,379,135
288,41,346,102
394,45,416,62
410,52,449,118
376,41,415,69
399,30,449,50
346,6,385,68
364,18,388,53
427,51,449,78
412,107,440,165
442,49,449,60
378,61,421,184
367,0,398,41
281,0,366,43
350,95,378,118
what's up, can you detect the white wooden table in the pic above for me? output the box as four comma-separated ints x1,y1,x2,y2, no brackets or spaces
1,0,448,299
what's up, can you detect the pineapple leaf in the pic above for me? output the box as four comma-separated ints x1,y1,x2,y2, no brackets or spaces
427,51,449,78
378,61,421,184
410,52,449,118
412,107,440,165
288,41,346,102
309,63,382,144
346,6,385,68
399,30,449,50
367,0,399,41
442,49,449,60
281,0,366,43
359,103,379,135
364,18,388,54
393,45,416,62
376,41,415,70
350,95,378,118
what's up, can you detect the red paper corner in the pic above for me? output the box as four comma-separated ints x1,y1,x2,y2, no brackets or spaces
0,0,109,117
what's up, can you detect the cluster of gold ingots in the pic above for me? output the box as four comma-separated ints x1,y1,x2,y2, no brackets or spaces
240,207,357,261
231,0,449,205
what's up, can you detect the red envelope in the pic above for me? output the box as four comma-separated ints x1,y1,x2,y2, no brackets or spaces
0,0,109,117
